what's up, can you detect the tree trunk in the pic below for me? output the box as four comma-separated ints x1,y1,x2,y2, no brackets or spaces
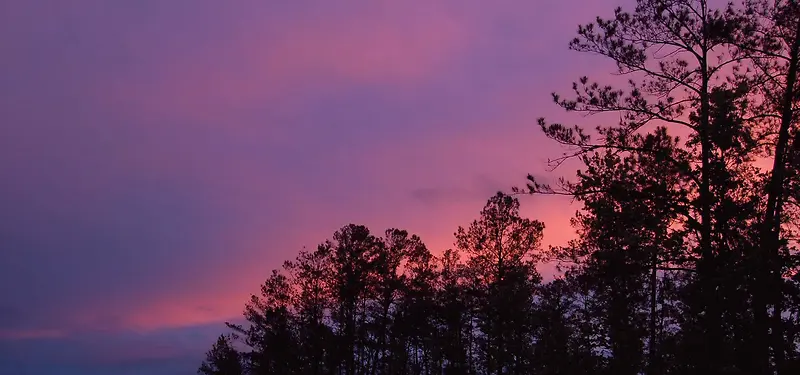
648,255,659,375
697,5,723,372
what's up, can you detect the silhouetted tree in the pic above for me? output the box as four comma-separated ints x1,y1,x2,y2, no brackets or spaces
730,2,800,373
363,229,406,374
199,335,244,375
435,249,471,375
517,1,781,374
394,230,438,374
324,224,379,375
285,246,335,374
226,269,299,374
456,192,544,374
538,126,691,374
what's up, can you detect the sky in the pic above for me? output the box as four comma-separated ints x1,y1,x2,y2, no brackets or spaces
0,0,631,374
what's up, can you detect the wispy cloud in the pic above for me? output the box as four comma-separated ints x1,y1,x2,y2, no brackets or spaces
97,1,468,124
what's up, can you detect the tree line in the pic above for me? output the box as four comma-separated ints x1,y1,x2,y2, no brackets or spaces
199,1,800,374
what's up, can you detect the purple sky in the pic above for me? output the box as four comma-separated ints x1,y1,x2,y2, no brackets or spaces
0,0,629,373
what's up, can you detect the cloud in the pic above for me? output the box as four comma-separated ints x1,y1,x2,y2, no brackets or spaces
410,174,507,207
97,1,469,124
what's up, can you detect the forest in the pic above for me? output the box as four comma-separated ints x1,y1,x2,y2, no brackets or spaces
198,1,800,374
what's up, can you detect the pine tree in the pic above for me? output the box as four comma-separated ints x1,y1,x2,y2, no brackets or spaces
455,192,544,374
285,246,335,375
198,335,244,375
226,269,299,374
519,1,757,373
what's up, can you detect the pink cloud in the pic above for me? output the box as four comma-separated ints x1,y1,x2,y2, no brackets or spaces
98,2,468,124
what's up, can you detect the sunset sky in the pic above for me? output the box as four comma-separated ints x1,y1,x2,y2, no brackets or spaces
0,0,631,373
